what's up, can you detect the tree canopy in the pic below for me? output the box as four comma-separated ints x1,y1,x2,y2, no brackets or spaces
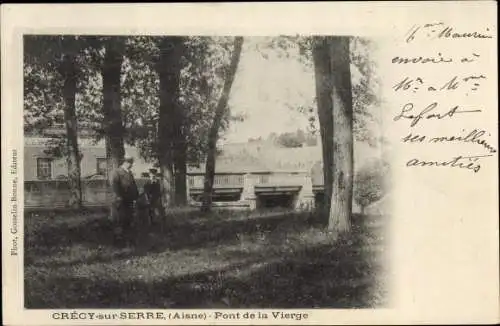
24,35,245,167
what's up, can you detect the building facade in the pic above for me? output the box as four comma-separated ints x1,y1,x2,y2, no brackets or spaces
24,136,154,182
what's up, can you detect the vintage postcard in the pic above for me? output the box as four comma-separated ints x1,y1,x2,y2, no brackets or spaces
1,2,498,325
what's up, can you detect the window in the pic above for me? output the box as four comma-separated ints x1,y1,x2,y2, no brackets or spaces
96,158,107,176
36,158,53,180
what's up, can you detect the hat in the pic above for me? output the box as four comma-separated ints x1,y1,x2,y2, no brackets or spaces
149,168,158,175
141,172,150,178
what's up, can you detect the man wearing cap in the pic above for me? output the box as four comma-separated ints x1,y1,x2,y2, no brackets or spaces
136,172,152,228
111,155,139,246
143,168,162,224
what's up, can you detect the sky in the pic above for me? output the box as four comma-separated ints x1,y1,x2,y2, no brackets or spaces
223,38,317,143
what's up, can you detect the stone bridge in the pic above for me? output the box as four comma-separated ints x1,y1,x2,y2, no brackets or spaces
187,170,324,210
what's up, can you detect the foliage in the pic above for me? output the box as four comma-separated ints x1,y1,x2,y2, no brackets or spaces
121,37,161,161
24,36,105,157
256,36,383,147
24,35,87,159
113,36,241,166
181,36,239,165
24,35,244,168
279,129,317,148
353,158,389,211
24,60,64,133
349,38,383,146
277,131,304,148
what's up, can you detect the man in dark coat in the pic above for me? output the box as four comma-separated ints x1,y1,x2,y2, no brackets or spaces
136,172,152,228
143,168,162,224
111,156,139,245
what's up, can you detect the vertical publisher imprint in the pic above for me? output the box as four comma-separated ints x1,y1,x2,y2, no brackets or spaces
10,149,19,256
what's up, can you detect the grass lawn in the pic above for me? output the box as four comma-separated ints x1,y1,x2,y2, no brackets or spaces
25,208,389,308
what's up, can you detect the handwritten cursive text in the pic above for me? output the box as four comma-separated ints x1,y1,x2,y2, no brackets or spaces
406,154,493,173
393,102,482,127
406,22,493,43
402,129,497,153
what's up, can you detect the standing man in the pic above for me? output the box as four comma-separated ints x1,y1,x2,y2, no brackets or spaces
111,155,139,246
144,168,162,225
136,172,152,228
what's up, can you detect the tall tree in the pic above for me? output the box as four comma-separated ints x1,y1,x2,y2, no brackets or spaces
59,38,83,208
156,36,186,209
174,124,188,206
257,36,378,230
102,37,126,183
171,39,189,207
313,36,354,232
201,36,244,212
24,35,83,208
312,37,335,219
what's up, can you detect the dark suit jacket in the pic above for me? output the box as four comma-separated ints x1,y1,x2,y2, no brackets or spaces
111,167,139,203
144,180,161,204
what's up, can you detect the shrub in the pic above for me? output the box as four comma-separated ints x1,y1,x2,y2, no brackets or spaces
354,158,389,213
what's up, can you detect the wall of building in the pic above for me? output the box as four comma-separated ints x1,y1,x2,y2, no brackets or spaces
24,137,154,181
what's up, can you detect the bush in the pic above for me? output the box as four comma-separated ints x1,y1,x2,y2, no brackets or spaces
354,159,389,213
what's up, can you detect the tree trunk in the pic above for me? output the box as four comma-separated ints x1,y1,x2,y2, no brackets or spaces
201,37,244,213
174,129,188,206
102,38,126,184
312,37,334,220
156,36,186,211
60,49,82,208
313,36,354,233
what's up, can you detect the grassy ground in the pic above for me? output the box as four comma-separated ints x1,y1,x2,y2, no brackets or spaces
25,208,388,308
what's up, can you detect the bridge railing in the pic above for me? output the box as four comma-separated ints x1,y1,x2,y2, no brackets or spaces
187,173,245,189
254,171,307,186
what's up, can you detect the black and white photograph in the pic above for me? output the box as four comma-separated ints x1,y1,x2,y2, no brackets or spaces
22,34,390,309
2,3,498,325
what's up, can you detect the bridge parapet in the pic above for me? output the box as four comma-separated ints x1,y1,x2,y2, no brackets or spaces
253,171,308,187
187,173,245,189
